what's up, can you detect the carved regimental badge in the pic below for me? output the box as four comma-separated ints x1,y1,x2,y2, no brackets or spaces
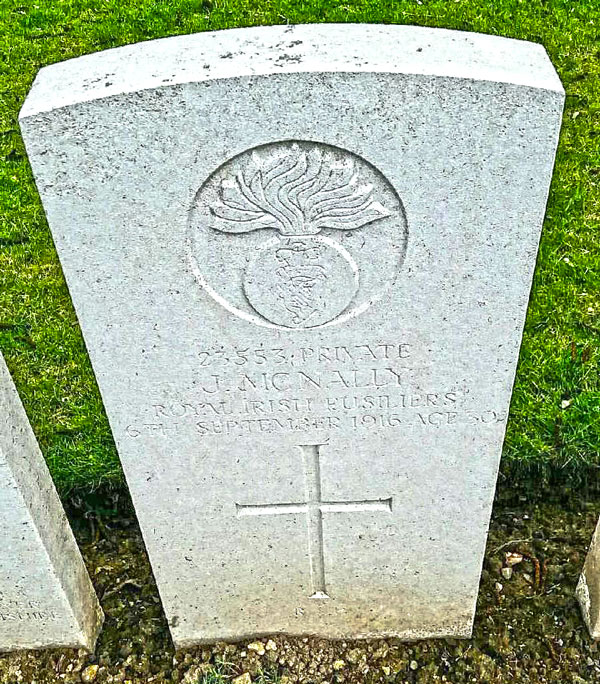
188,141,408,329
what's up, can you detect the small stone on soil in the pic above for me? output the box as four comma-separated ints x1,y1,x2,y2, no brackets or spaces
505,552,524,566
248,641,265,655
232,673,252,684
81,664,99,682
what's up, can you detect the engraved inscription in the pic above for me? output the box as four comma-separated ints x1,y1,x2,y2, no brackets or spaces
236,444,392,599
0,598,59,622
125,339,508,439
0,610,59,622
188,141,408,330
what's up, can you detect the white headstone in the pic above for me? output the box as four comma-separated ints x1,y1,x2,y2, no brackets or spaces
0,353,103,651
19,24,564,647
577,517,600,638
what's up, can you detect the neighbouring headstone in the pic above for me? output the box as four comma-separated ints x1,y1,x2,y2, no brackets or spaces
19,24,564,646
577,517,600,638
0,353,103,651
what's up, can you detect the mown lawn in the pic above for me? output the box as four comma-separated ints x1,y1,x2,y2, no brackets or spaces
0,0,598,493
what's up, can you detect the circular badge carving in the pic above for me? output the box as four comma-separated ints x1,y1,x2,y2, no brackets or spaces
187,141,408,330
244,235,359,328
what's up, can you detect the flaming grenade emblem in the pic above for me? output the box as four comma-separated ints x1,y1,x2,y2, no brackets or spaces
208,143,392,328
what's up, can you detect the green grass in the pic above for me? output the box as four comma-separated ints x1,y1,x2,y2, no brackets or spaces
196,665,280,684
0,0,598,492
181,653,280,683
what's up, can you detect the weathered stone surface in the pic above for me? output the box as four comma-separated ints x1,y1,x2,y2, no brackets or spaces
577,517,600,638
0,353,103,652
19,24,564,647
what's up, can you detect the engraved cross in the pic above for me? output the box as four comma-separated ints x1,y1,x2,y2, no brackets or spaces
236,444,393,599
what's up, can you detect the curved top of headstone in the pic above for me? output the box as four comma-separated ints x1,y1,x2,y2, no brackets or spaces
20,23,563,119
